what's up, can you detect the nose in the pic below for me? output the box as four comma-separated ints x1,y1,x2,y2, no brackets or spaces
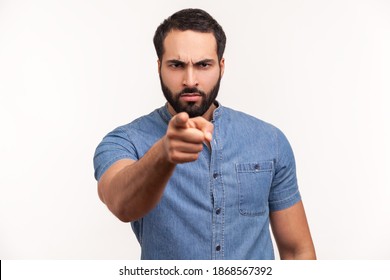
183,66,198,88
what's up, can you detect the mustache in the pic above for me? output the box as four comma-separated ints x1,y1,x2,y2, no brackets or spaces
179,87,205,95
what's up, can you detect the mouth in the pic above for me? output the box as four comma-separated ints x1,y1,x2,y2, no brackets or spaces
180,93,202,102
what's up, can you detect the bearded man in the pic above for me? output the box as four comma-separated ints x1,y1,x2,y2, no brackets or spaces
93,8,316,260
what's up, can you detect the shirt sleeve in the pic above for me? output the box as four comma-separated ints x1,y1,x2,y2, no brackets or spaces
93,127,138,181
268,129,301,211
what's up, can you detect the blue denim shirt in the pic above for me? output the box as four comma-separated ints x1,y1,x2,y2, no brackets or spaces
93,103,301,259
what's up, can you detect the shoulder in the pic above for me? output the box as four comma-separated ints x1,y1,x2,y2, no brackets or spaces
93,107,167,181
108,107,168,139
220,106,294,160
220,106,283,138
119,107,166,130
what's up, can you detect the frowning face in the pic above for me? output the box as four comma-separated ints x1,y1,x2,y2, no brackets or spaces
158,30,224,119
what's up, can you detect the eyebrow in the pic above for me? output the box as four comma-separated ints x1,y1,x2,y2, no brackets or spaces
166,59,185,66
194,59,215,66
166,58,216,65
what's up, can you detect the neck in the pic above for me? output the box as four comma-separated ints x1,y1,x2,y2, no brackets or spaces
201,103,217,121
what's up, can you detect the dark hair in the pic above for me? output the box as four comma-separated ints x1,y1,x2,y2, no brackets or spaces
153,8,226,61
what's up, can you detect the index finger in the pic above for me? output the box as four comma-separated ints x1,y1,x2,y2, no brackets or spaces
189,117,214,142
172,112,190,129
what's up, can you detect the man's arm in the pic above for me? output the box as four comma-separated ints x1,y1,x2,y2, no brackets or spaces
270,201,316,259
97,112,213,222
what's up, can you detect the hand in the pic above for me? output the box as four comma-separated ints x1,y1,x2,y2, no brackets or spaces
163,112,214,164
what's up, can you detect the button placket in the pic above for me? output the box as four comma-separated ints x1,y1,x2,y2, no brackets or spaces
210,114,224,259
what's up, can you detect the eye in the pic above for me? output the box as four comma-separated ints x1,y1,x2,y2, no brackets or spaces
199,62,211,68
169,62,184,69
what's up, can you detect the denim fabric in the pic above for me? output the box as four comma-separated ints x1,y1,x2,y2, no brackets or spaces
93,103,301,259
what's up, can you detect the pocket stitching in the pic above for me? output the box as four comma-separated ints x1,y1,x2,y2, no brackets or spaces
236,161,273,216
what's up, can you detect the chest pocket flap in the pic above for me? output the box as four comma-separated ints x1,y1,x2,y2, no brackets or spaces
236,161,274,216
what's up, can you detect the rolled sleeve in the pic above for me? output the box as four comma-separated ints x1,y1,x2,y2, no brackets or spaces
269,129,301,212
93,127,138,181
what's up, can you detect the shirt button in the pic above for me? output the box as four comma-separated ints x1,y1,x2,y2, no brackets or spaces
213,172,218,179
216,245,221,251
216,208,221,215
254,164,260,170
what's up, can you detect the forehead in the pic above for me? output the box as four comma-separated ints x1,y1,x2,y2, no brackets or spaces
162,30,217,61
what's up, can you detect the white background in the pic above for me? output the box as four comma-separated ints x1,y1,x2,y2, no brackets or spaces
0,0,389,259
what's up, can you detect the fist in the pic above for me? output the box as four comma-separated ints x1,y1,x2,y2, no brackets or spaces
163,112,214,164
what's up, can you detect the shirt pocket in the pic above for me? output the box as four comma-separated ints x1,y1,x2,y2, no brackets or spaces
235,161,274,216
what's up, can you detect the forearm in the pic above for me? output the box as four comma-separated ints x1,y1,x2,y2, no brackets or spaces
105,138,176,222
279,245,316,260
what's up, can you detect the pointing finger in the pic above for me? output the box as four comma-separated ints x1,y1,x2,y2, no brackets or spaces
190,117,214,142
172,112,190,128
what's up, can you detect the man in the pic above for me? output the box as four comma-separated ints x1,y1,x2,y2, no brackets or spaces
93,8,316,260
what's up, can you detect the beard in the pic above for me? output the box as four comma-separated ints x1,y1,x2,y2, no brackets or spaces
159,74,221,118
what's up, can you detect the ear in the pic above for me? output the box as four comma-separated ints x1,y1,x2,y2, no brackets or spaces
219,58,225,77
157,59,161,75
